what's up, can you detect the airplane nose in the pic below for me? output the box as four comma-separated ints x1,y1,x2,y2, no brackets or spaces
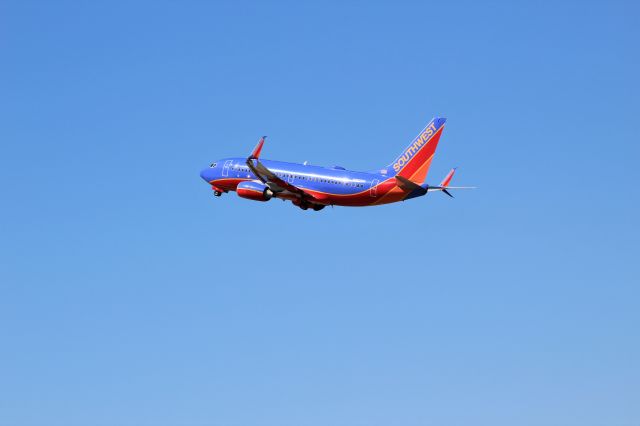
200,168,214,183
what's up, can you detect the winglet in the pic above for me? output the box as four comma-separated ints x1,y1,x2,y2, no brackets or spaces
250,136,266,159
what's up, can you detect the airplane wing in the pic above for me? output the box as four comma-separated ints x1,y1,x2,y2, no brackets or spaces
245,137,317,200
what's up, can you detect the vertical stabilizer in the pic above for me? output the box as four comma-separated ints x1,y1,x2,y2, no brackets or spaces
386,117,446,183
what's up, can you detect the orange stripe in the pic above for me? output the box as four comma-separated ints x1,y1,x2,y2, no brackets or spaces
397,126,443,179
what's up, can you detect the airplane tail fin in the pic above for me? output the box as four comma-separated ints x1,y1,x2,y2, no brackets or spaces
385,117,446,182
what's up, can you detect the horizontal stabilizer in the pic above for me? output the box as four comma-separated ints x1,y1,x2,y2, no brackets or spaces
429,168,475,198
396,175,428,200
440,167,456,187
426,186,476,197
395,175,428,196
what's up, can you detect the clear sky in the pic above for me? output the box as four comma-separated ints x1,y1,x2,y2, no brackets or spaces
1,1,639,425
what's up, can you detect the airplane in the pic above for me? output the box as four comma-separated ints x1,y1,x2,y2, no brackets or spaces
199,117,473,211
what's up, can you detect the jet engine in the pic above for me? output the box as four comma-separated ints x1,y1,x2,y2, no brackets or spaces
236,181,274,202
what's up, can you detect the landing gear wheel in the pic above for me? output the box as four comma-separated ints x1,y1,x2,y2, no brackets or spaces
299,201,309,210
214,190,222,197
312,204,325,211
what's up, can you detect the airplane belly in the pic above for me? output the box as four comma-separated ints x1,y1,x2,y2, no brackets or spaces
330,178,399,206
213,177,250,191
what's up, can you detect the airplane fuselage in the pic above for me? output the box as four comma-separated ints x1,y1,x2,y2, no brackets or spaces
199,117,468,210
201,158,404,207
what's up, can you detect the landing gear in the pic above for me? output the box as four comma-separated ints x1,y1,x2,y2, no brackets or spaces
213,190,222,197
298,201,325,211
295,198,325,211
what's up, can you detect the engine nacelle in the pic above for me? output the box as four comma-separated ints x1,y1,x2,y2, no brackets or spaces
236,181,274,202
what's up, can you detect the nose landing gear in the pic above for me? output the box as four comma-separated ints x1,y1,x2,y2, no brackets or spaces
211,184,226,197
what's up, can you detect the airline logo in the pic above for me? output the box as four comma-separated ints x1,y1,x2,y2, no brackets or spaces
393,122,438,172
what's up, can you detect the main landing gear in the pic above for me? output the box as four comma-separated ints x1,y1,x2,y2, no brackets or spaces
298,201,325,211
213,190,222,197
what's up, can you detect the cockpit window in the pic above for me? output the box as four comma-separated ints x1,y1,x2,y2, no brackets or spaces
210,162,217,168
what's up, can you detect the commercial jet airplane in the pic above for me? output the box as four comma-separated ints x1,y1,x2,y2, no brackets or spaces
199,117,473,211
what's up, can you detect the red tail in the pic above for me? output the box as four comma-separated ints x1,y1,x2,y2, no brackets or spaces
388,117,446,183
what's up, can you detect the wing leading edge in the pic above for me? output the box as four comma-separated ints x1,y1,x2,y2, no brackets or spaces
245,137,316,201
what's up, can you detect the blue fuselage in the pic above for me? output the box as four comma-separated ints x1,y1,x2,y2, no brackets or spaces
200,158,394,206
199,116,451,208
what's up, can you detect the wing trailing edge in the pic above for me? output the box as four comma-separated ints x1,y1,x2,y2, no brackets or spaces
245,136,317,202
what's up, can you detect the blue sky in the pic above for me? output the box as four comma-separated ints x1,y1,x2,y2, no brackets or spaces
1,1,639,425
